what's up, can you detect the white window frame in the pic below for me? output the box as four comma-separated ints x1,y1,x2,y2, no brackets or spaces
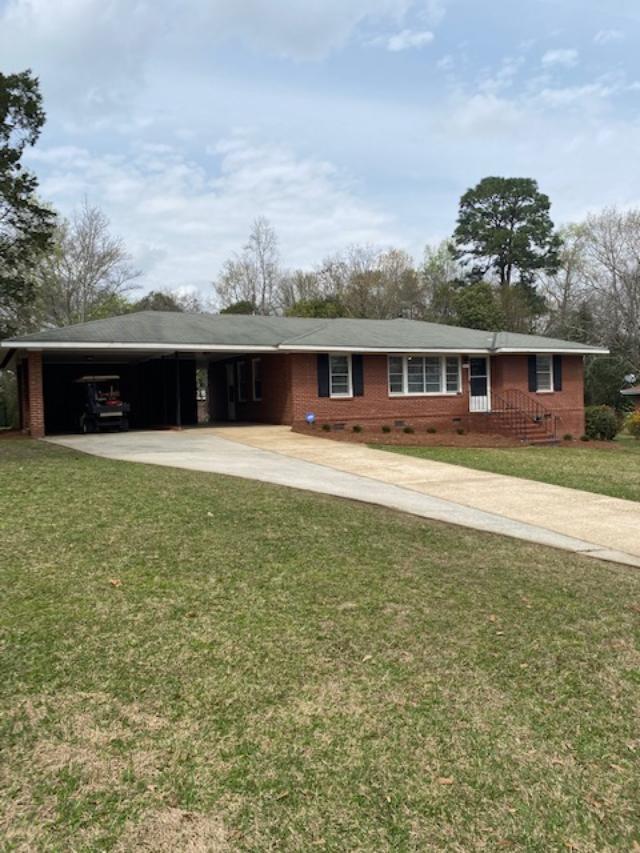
329,354,353,399
387,355,462,397
535,354,554,393
236,360,248,402
251,357,262,402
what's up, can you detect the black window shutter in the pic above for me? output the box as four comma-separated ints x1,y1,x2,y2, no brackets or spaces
553,355,563,391
317,354,330,397
352,355,364,396
528,355,538,392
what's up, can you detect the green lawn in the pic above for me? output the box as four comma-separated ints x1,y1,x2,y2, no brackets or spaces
2,439,640,851
378,436,640,503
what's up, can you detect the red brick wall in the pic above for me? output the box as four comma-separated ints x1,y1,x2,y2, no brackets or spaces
21,349,587,437
491,354,585,437
211,354,293,424
290,353,470,428
288,352,586,435
26,351,45,438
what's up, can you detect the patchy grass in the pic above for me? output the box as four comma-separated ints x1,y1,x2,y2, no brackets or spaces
2,439,640,851
378,437,640,503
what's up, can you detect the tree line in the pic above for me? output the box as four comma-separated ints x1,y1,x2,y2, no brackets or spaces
213,202,639,407
1,70,639,412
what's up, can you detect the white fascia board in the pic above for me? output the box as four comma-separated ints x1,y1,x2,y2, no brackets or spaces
278,345,490,354
2,340,608,356
1,341,279,353
493,347,609,355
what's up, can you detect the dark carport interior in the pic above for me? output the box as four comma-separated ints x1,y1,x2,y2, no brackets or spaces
41,355,197,434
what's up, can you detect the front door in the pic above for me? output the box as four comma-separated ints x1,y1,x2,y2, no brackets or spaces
225,363,237,421
469,357,491,412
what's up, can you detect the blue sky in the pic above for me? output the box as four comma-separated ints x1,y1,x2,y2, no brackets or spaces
1,0,639,298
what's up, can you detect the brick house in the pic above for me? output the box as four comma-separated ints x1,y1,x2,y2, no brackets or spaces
1,312,607,440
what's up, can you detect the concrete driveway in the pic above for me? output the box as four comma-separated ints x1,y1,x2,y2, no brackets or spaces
47,426,640,569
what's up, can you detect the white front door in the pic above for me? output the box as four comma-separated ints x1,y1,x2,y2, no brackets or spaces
469,357,491,413
225,363,237,421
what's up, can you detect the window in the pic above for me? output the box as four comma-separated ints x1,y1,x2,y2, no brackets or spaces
329,354,352,398
237,361,248,402
388,356,404,393
388,355,461,395
446,357,461,392
535,355,553,392
252,358,262,401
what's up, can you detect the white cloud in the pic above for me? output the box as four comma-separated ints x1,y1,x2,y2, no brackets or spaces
0,0,417,72
541,48,579,68
437,54,454,70
534,82,614,109
385,28,435,51
421,0,448,25
478,56,524,93
442,92,524,135
27,135,398,293
594,29,624,45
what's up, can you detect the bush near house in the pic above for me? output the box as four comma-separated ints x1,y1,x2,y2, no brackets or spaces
625,411,640,439
584,405,618,441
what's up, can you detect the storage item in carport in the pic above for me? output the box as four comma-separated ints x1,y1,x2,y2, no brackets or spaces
75,375,130,433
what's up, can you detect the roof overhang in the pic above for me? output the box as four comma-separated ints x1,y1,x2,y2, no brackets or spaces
1,341,280,353
0,341,610,357
279,345,490,354
492,346,609,355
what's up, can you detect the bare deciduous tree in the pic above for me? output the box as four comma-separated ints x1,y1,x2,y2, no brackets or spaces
276,270,322,313
37,201,139,326
579,208,640,365
314,245,421,319
420,240,463,324
214,217,281,314
540,224,594,340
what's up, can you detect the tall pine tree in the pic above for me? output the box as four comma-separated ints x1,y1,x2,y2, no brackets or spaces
0,70,55,337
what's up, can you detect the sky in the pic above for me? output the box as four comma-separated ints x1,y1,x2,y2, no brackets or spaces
1,0,640,299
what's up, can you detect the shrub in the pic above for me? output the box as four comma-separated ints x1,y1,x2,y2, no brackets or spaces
563,433,573,442
580,434,590,442
403,426,415,434
381,425,391,433
321,423,331,432
456,428,465,435
426,426,437,434
625,411,640,439
584,405,618,441
352,424,363,433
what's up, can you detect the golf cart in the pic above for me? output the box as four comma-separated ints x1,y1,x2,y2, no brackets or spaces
75,375,130,433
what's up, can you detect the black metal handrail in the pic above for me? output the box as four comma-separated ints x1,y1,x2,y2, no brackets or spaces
491,388,558,442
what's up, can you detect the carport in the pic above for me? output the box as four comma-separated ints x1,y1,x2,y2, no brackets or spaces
1,311,290,437
6,348,199,436
40,351,198,434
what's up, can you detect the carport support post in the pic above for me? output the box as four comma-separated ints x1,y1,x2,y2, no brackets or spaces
175,352,181,428
27,350,45,438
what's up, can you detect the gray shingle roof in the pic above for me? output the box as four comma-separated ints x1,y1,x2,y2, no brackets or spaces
1,311,609,354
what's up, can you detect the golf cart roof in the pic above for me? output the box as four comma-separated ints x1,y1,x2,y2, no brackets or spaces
75,375,121,383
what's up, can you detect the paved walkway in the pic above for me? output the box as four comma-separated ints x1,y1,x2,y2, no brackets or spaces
47,426,640,568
